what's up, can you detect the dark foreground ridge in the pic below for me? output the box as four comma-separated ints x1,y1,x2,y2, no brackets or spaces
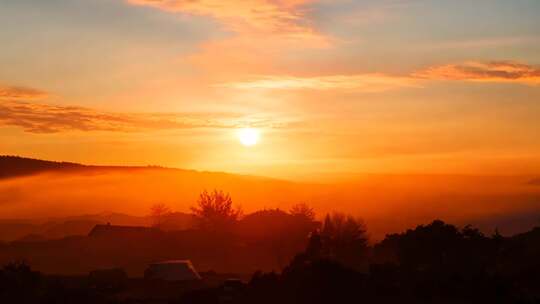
0,155,259,180
1,220,540,304
0,155,85,179
0,155,182,180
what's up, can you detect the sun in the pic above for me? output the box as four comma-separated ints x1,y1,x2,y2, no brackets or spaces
237,128,260,147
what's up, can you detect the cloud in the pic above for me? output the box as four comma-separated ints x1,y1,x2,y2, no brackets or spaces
219,74,421,92
219,60,540,92
126,0,322,40
0,85,48,101
414,61,540,85
0,101,282,134
125,0,332,83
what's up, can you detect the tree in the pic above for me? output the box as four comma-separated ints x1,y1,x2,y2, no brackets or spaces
289,203,316,221
149,203,172,228
322,214,335,239
321,213,368,248
191,190,242,232
319,213,369,270
238,208,318,269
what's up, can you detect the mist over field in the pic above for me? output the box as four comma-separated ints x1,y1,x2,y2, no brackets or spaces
1,159,539,240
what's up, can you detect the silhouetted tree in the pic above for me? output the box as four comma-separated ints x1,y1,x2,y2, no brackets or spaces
462,224,484,240
305,231,323,260
238,208,319,268
289,213,369,271
322,214,334,236
319,213,369,270
373,220,498,276
4,219,540,304
191,190,242,232
149,203,172,228
289,203,315,221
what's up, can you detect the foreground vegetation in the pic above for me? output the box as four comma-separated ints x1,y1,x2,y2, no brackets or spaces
1,191,540,302
2,217,540,303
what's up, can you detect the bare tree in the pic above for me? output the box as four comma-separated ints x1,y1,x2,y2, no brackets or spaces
150,203,172,228
289,203,316,221
191,190,242,232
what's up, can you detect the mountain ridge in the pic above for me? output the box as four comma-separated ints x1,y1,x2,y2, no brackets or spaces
0,155,285,183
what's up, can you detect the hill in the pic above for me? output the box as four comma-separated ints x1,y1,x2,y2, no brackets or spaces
1,156,540,240
0,212,197,242
0,155,84,179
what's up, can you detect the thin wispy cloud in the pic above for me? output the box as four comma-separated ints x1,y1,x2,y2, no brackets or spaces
223,60,540,92
219,74,421,92
0,85,48,101
414,61,540,85
0,101,281,134
126,0,321,40
125,0,331,86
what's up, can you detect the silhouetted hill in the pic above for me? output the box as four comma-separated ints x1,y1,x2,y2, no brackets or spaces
0,219,102,242
0,155,267,180
0,155,84,179
0,222,36,242
0,212,173,241
0,209,321,275
0,227,302,275
2,155,540,240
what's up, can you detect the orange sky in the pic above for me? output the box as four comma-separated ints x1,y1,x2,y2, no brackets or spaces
1,0,540,179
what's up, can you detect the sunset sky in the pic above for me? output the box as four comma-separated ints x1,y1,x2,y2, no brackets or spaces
1,0,540,179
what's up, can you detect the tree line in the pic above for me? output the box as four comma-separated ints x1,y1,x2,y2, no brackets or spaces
2,190,540,303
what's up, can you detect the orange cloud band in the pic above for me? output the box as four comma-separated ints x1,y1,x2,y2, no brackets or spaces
126,0,316,36
414,61,540,85
0,85,48,101
219,74,421,92
222,61,540,92
0,101,281,134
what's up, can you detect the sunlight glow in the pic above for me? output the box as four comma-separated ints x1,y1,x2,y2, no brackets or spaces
237,128,260,147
